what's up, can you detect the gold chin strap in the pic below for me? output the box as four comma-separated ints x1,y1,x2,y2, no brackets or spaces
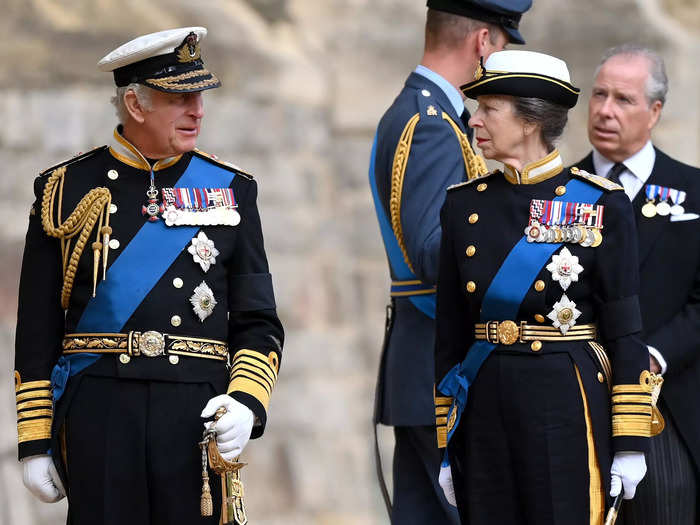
40,166,112,309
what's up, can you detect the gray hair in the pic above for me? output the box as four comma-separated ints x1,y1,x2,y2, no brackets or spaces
110,83,154,123
512,97,569,152
425,9,502,51
595,44,668,106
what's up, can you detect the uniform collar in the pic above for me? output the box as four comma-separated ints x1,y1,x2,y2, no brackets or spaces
109,126,183,171
414,65,465,117
591,140,655,184
503,149,564,185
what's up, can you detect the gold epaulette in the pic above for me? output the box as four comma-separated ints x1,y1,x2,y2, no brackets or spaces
441,112,489,181
435,388,454,449
611,370,665,438
15,373,53,444
447,170,497,192
39,146,108,177
570,167,624,192
193,148,254,180
227,349,280,412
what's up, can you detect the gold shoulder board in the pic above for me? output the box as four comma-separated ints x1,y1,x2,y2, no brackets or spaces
447,170,497,192
571,168,623,192
39,145,108,177
193,149,254,180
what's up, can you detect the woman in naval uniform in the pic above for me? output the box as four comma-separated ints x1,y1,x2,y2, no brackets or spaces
433,51,660,525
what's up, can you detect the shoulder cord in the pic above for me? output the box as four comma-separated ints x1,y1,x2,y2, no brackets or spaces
442,112,488,180
40,166,112,309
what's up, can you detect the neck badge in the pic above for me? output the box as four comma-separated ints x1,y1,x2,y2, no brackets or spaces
161,187,240,226
142,170,164,222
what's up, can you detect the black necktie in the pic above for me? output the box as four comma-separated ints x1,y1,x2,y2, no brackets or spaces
607,162,626,185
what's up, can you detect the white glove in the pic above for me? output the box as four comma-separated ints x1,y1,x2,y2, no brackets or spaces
21,454,65,503
200,394,254,461
610,451,647,500
438,463,457,507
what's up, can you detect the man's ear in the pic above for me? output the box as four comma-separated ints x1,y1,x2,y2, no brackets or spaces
124,89,146,124
648,99,663,131
474,28,491,57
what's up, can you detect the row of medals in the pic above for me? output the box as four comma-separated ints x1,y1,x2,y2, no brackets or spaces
641,199,684,218
527,222,603,248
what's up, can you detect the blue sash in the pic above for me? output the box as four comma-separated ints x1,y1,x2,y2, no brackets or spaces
368,133,436,318
51,156,236,407
438,178,604,451
77,155,235,332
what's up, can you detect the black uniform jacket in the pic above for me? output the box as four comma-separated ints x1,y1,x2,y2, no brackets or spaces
15,129,283,459
435,152,653,455
577,149,700,469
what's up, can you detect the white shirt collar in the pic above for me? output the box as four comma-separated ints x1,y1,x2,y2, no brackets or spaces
592,140,655,183
414,65,465,117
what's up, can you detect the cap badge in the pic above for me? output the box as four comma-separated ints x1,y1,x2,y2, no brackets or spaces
176,32,202,63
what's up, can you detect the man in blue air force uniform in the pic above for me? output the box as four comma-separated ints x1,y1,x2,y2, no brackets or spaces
14,27,283,525
368,1,531,522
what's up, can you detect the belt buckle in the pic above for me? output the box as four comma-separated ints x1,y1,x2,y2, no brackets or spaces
139,331,166,357
496,320,519,345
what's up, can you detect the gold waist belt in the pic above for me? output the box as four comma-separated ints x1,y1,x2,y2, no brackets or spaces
62,331,228,362
474,321,597,345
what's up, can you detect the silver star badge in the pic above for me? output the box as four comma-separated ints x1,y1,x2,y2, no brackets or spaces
547,294,581,335
190,281,217,322
546,247,583,291
187,231,220,272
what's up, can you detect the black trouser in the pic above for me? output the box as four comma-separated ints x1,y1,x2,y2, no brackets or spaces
621,402,698,525
62,375,221,525
392,425,461,525
450,351,607,525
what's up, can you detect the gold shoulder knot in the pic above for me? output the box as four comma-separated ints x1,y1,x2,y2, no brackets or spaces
571,168,623,192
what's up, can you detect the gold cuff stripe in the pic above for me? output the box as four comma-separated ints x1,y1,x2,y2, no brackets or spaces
435,406,450,416
17,409,53,420
227,376,271,410
612,422,652,437
390,113,421,273
442,112,488,180
612,384,652,394
17,399,53,410
436,416,447,426
612,394,651,404
231,355,277,382
232,350,279,377
435,396,453,406
437,427,447,449
17,380,51,391
613,405,652,415
231,370,272,395
16,390,52,402
17,418,52,444
231,363,274,391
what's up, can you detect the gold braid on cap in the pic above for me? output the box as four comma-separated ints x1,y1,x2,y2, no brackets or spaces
41,166,113,309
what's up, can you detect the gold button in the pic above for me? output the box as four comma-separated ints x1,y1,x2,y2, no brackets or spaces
597,372,605,383
534,314,546,323
466,245,476,257
107,169,119,180
169,355,180,365
531,341,542,352
534,280,545,292
119,354,131,364
171,315,182,327
466,281,476,293
173,278,184,289
110,204,118,214
477,183,487,192
468,213,479,224
555,185,567,196
108,238,120,250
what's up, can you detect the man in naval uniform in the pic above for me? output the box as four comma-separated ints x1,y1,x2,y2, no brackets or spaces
368,1,531,522
15,27,283,525
576,44,700,524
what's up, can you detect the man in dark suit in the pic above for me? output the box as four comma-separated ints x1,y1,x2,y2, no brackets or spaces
368,1,531,522
576,44,700,524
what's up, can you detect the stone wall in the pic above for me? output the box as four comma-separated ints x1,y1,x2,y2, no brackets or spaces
0,1,698,523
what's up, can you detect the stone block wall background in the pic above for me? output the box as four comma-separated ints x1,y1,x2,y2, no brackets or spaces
0,1,698,523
